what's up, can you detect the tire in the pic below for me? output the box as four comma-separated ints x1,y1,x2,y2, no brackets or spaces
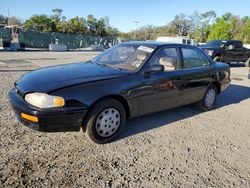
84,98,126,144
213,56,221,62
197,84,218,112
246,57,250,67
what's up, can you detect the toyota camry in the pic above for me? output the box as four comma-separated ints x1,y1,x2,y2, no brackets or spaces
9,42,231,144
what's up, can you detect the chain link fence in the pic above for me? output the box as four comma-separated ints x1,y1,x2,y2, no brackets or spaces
0,28,118,49
0,27,11,47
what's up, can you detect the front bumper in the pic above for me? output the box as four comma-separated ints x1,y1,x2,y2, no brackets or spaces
8,88,87,132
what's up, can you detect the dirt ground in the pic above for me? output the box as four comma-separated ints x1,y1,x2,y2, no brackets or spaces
0,51,250,188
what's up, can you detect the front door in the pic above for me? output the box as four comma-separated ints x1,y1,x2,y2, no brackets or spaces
138,47,185,115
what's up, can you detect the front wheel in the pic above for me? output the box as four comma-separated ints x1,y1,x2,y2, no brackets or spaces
84,98,126,144
213,56,221,62
246,57,250,67
197,84,218,111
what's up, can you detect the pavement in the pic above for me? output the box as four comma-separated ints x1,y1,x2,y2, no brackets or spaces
0,51,250,187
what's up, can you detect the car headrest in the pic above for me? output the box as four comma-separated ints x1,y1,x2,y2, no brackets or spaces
136,53,147,61
159,57,176,71
159,57,174,66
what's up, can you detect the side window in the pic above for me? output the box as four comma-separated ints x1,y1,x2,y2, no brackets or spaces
225,42,234,50
182,48,209,69
235,42,243,49
150,48,178,71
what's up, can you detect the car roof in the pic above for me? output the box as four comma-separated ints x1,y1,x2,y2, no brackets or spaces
121,41,193,48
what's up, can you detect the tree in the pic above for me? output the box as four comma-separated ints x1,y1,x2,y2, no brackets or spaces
208,17,232,40
67,16,87,34
168,14,191,36
87,15,98,35
7,16,22,26
96,18,107,36
0,15,7,24
201,11,216,24
24,14,52,32
240,17,250,43
198,11,216,42
51,9,63,23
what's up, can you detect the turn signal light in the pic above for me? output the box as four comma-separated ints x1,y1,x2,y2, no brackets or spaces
21,113,38,123
53,98,65,107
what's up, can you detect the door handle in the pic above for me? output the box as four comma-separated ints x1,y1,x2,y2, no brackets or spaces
175,77,185,89
176,76,185,81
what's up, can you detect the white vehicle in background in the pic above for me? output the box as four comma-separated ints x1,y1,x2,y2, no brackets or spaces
156,36,198,46
243,44,250,49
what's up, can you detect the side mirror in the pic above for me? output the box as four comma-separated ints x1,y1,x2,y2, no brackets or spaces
144,64,164,75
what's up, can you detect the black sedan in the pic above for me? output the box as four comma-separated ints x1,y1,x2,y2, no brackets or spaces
9,42,231,144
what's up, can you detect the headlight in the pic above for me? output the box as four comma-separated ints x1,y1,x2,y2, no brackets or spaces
25,93,65,108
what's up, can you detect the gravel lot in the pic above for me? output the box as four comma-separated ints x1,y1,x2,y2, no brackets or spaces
0,51,250,187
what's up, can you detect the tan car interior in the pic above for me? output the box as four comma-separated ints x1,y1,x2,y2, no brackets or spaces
159,57,176,71
132,53,147,68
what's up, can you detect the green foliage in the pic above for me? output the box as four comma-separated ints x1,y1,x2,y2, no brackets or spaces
123,11,218,42
24,14,52,32
123,11,250,44
0,15,7,24
3,9,250,43
241,18,250,43
208,18,232,40
23,9,118,37
207,13,250,43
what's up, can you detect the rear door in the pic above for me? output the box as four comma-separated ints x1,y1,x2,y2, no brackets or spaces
233,41,246,62
179,47,215,105
223,41,236,62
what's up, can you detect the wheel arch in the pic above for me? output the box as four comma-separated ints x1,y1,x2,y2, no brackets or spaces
82,94,130,132
211,81,221,94
214,53,221,56
213,53,221,59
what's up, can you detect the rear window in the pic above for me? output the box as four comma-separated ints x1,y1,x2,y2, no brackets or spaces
182,48,209,69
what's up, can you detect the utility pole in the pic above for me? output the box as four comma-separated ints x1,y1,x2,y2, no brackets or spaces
7,9,10,25
134,21,138,40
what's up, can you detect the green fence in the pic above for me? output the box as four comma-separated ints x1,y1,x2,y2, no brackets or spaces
0,27,11,47
0,28,118,49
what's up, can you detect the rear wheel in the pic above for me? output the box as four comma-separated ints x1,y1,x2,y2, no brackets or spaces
197,84,217,111
84,98,126,144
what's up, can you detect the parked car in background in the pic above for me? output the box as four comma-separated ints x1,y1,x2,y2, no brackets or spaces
9,42,231,144
156,36,198,46
202,40,250,67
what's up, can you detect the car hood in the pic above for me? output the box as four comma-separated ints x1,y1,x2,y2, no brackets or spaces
15,62,129,93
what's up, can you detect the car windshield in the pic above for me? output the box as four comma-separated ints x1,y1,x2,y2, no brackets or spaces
205,40,226,48
92,44,155,71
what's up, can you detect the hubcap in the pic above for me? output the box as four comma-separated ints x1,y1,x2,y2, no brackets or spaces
95,108,120,137
205,89,216,108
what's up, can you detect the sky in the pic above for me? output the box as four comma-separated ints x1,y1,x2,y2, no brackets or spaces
1,0,250,32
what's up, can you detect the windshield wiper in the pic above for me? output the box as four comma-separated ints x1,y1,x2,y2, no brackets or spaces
102,63,122,70
89,60,122,70
87,60,103,66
